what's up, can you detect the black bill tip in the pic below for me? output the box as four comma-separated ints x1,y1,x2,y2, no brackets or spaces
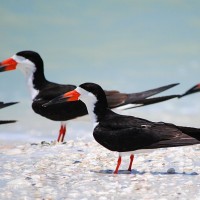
0,66,6,72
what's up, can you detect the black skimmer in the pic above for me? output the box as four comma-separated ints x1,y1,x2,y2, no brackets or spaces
0,50,179,142
179,83,200,98
46,82,200,174
0,101,18,125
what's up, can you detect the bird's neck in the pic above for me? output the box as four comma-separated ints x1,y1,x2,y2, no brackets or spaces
84,99,108,129
85,104,99,129
22,66,47,100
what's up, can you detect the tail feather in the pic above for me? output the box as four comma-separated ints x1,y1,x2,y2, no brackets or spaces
177,126,200,141
147,137,199,149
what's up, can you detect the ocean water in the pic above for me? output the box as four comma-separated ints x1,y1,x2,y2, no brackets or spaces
1,1,200,144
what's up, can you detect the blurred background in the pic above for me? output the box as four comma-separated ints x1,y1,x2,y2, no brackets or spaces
0,0,200,144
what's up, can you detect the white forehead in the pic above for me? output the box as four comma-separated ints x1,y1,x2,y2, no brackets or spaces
76,86,89,95
11,55,34,66
75,86,97,102
76,86,97,98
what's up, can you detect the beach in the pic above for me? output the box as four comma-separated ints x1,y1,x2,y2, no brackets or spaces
1,1,200,199
0,140,199,200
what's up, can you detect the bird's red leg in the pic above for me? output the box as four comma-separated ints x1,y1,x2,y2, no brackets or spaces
128,154,134,171
114,155,122,174
57,124,64,142
60,124,66,142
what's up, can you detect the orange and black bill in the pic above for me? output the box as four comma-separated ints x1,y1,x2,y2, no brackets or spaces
43,90,80,107
0,58,17,72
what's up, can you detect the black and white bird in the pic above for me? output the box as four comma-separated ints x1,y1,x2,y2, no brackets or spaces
0,50,179,142
46,82,200,174
0,101,18,125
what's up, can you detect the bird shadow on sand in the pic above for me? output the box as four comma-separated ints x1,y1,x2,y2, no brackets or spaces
91,169,199,176
90,169,145,175
151,171,199,176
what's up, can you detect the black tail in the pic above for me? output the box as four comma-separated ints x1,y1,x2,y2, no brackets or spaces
177,126,200,141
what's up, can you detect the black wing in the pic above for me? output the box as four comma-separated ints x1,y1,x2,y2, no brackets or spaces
0,102,19,109
35,82,76,101
32,82,87,121
0,120,17,125
94,112,199,152
105,83,179,108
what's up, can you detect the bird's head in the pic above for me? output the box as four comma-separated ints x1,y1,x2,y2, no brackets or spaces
0,51,43,76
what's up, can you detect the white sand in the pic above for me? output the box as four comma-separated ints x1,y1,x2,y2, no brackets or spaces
0,140,199,200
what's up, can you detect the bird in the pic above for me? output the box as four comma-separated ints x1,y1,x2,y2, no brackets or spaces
0,101,18,125
179,83,200,98
45,82,200,174
0,50,179,142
